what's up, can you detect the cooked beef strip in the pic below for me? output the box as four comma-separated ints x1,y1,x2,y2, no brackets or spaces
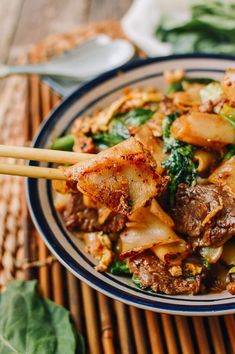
61,192,127,233
172,184,235,247
129,251,204,295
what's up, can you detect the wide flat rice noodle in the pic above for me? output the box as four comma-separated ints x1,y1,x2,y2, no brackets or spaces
65,138,167,215
120,206,185,259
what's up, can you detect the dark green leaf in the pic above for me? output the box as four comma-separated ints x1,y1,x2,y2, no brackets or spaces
162,112,179,142
109,260,130,276
0,280,84,354
224,145,235,160
51,135,75,151
167,81,184,94
91,109,153,149
162,113,197,205
184,77,215,85
91,132,125,149
156,1,235,55
121,108,154,126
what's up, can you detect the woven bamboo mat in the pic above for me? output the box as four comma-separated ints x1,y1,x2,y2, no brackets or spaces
0,20,234,354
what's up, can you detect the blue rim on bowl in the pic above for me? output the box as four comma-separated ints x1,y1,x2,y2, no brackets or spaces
27,54,235,315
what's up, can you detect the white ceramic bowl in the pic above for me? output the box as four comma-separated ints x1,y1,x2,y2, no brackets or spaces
27,54,235,315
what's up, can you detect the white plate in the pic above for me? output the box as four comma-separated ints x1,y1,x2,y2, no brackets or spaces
27,54,235,315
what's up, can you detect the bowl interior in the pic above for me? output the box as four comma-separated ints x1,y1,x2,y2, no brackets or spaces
27,55,235,315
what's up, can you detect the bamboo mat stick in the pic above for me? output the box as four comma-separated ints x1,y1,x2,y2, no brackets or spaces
161,314,179,354
81,283,102,354
224,315,235,354
37,231,51,298
23,93,36,281
40,67,67,307
51,261,64,306
192,317,210,354
97,293,116,354
51,91,60,107
174,316,195,354
208,317,226,354
22,191,35,281
129,306,149,354
114,301,134,354
29,61,41,135
145,311,164,354
66,271,83,333
28,50,51,298
41,82,51,118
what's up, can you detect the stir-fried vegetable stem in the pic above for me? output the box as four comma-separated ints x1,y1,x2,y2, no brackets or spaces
51,134,75,151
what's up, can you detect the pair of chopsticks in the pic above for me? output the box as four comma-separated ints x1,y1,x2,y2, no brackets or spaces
0,145,93,180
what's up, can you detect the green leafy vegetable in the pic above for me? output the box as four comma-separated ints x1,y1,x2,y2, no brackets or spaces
162,113,197,204
167,81,184,94
110,119,130,139
220,104,235,129
91,132,125,149
51,134,75,151
91,109,154,149
167,78,215,95
224,145,235,160
162,112,179,142
0,280,85,354
156,1,235,55
183,77,215,85
109,260,130,275
121,108,154,126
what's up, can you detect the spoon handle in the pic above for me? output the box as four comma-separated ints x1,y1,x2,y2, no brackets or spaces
0,64,84,80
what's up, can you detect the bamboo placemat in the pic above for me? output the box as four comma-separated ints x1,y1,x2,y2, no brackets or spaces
0,21,234,354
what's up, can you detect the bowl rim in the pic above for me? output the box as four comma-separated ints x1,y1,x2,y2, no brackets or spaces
27,53,235,315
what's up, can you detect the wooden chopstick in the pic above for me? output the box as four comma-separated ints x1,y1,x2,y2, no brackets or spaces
0,144,93,164
0,163,66,180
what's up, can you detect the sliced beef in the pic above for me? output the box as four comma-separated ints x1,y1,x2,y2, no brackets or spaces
61,193,126,233
172,184,235,247
129,251,203,295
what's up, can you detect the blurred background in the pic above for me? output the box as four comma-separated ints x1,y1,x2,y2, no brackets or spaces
0,0,132,64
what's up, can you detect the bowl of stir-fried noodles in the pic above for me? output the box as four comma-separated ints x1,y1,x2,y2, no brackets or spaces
27,54,235,315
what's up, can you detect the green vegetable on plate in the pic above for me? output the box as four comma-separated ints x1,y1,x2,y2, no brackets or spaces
91,108,154,149
224,145,235,160
167,77,215,95
51,134,75,151
109,260,130,275
162,113,197,205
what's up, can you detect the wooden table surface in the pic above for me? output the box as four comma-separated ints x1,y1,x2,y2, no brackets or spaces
0,0,132,94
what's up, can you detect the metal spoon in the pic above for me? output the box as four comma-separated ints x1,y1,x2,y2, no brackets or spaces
0,35,135,81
